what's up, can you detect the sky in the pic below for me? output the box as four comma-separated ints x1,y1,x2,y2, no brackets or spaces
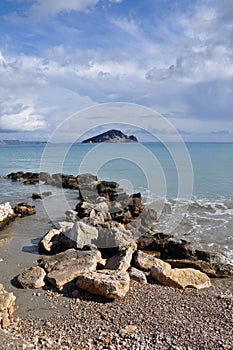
0,0,233,142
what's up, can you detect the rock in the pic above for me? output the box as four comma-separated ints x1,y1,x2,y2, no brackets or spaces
14,202,36,217
56,221,74,232
42,249,101,290
0,284,16,328
7,171,40,185
128,267,147,284
165,259,218,277
151,265,211,289
119,325,138,335
76,200,109,219
38,228,75,254
17,266,46,289
65,210,78,222
67,221,98,249
76,269,130,299
134,250,170,271
97,226,137,256
105,248,134,271
32,192,52,200
0,202,16,230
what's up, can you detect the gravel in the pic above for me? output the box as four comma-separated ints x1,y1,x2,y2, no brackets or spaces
1,280,233,350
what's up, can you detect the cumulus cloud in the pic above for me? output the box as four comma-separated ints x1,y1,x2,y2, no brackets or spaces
0,105,48,132
1,0,233,141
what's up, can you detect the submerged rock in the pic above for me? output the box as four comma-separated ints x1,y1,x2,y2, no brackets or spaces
32,192,52,200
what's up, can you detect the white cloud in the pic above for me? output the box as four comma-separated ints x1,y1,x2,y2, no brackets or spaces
1,0,233,141
0,105,48,132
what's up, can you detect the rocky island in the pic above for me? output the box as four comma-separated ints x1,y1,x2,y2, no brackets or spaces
81,129,138,143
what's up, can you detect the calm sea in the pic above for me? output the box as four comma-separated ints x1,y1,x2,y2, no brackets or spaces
0,142,233,265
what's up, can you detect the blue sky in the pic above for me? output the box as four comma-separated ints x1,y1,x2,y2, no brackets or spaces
0,0,232,142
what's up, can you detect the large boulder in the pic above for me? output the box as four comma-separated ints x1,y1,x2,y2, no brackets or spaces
76,269,130,299
165,259,218,277
151,265,211,289
67,221,98,249
42,249,101,290
105,248,134,271
134,250,169,271
0,284,16,328
17,266,46,289
97,226,137,256
38,228,75,254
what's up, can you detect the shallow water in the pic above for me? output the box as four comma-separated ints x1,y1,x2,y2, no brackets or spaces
0,142,233,266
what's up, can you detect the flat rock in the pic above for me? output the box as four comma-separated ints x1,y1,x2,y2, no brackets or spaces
134,250,170,271
151,266,211,289
42,249,101,290
17,266,46,289
0,284,16,328
76,269,130,299
105,248,134,271
165,259,218,277
128,267,147,284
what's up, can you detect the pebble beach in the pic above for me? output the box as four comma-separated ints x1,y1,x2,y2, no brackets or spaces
0,280,233,350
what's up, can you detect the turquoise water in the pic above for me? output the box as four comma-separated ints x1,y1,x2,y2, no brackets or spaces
0,142,233,263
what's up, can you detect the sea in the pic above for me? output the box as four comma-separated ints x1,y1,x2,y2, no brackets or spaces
0,142,233,267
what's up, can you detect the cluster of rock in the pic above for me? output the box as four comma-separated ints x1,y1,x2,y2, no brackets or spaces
16,174,233,300
0,202,36,230
6,171,80,189
0,284,15,328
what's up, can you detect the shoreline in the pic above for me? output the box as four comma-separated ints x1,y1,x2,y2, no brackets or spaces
0,175,233,349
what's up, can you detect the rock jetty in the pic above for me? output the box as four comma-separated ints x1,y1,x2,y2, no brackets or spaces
15,173,233,301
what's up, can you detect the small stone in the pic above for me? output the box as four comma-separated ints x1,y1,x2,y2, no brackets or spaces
120,325,137,335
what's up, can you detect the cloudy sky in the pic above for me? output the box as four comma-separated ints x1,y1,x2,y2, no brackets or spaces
0,0,233,142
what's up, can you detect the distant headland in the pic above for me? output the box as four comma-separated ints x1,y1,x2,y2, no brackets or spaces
81,129,138,143
0,140,48,146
